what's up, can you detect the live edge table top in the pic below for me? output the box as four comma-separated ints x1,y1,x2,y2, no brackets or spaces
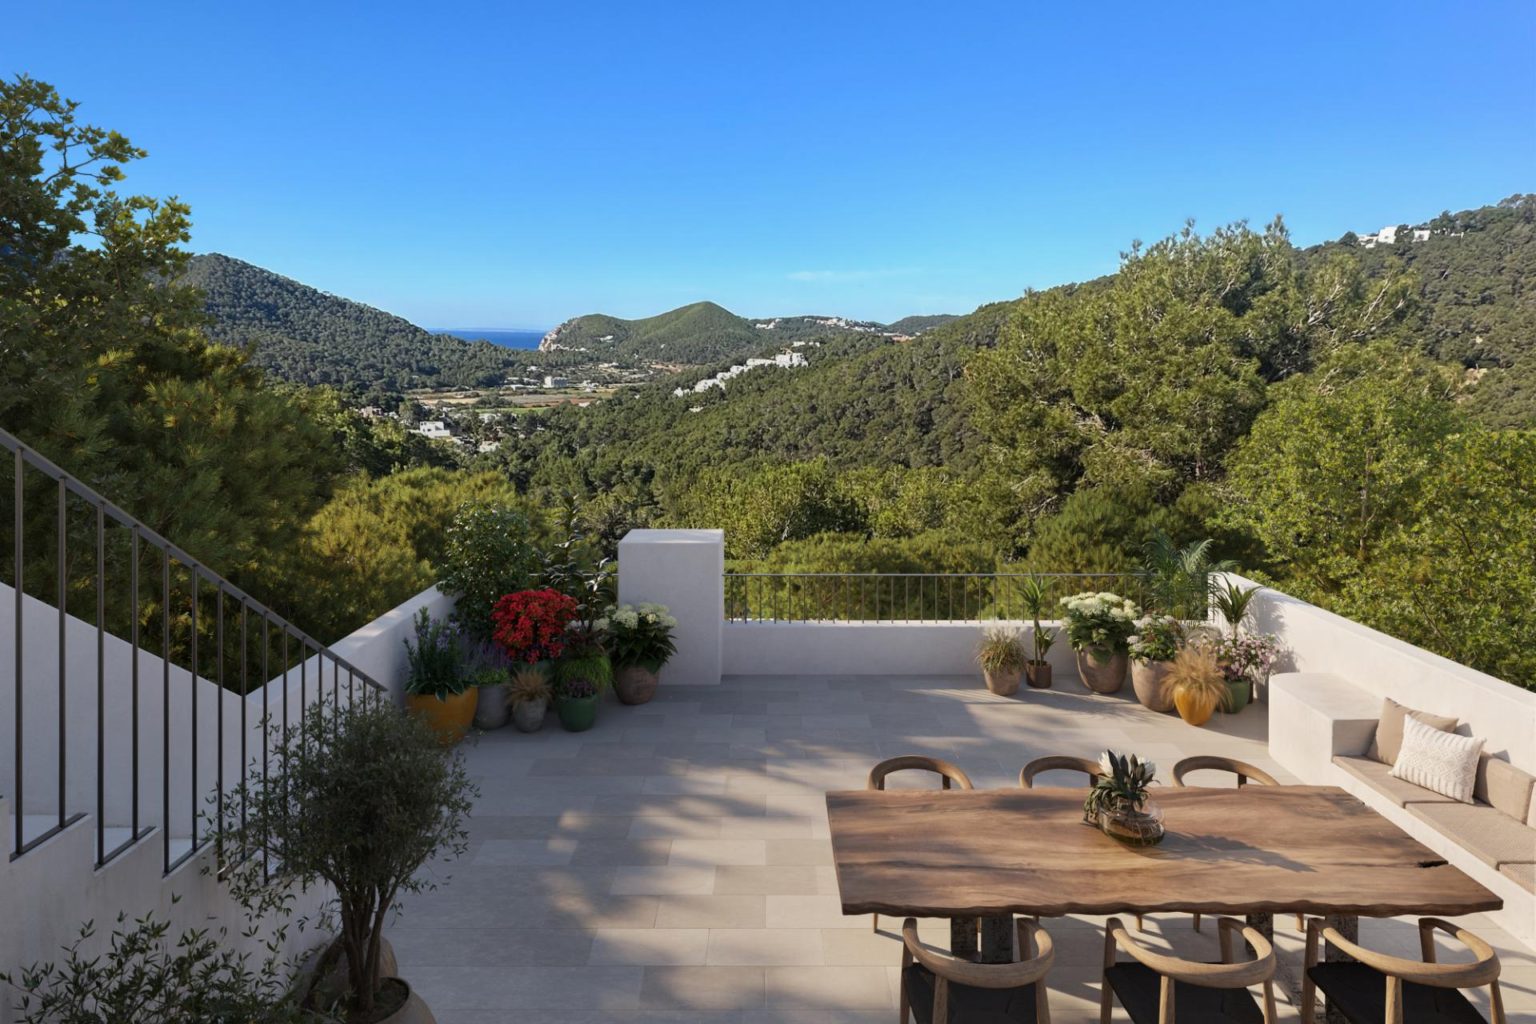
825,786,1501,920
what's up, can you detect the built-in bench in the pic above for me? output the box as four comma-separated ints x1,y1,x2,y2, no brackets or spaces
1270,671,1536,947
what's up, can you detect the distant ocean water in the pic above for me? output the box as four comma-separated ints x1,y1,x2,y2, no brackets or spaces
430,328,546,350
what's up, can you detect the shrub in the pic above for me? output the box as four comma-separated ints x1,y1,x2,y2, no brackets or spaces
439,502,542,643
599,603,678,671
1058,591,1140,653
403,608,466,699
491,589,578,663
1128,615,1183,663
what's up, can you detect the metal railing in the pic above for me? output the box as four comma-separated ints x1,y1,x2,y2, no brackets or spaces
1,427,386,875
723,572,1149,623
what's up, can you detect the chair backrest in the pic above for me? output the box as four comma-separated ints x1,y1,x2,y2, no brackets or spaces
867,755,974,791
903,917,1054,1023
1171,755,1279,788
1107,916,1276,1023
1019,754,1103,789
1311,917,1503,994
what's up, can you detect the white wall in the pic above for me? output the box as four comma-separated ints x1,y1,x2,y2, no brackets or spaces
723,620,1077,679
1229,573,1536,773
617,530,723,685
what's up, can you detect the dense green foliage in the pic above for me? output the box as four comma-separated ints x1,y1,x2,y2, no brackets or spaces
886,314,959,335
543,301,762,364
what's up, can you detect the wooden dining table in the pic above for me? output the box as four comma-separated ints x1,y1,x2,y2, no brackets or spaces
826,785,1501,1019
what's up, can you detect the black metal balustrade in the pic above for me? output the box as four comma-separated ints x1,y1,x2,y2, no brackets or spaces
723,571,1149,623
1,427,385,875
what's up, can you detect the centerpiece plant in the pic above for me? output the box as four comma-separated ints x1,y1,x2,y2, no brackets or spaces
1084,750,1164,846
402,609,473,745
1059,591,1140,694
1017,575,1058,689
601,602,678,705
1127,615,1184,712
975,627,1026,697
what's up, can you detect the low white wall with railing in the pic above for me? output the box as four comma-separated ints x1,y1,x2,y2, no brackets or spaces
723,620,1079,679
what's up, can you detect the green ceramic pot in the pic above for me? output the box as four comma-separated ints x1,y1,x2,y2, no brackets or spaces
1222,677,1252,713
556,694,599,732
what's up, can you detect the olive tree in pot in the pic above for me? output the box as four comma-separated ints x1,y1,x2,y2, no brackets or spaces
223,699,476,1024
1058,591,1140,693
601,602,678,705
975,628,1025,696
1017,575,1057,688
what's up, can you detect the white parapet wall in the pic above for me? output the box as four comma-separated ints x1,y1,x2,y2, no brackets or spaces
723,620,1078,680
617,529,724,685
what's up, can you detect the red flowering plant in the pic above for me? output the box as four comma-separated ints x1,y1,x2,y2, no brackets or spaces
491,589,578,664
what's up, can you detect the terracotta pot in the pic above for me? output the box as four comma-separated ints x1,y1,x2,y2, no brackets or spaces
1130,659,1174,712
614,665,660,705
473,682,510,730
405,689,477,745
1075,650,1127,694
982,667,1022,697
1174,687,1219,726
375,978,436,1024
511,697,547,733
1024,661,1053,689
556,694,599,732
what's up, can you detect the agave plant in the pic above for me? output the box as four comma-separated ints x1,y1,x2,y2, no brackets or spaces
1083,750,1157,820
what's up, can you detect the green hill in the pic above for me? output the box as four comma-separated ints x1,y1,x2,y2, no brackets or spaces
182,254,519,394
886,314,959,335
540,301,764,365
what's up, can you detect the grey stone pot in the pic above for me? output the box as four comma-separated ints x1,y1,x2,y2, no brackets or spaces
511,697,548,733
474,683,511,730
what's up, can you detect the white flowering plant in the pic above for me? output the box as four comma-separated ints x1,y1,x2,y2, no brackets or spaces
1128,615,1184,664
1058,591,1141,654
597,602,679,672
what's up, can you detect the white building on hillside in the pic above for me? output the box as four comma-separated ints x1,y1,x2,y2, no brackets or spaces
417,420,453,439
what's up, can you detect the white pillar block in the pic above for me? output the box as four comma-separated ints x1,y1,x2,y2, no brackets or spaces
617,529,724,686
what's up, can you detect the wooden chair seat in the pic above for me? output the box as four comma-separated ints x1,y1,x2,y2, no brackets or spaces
903,963,1042,1024
1104,961,1266,1024
1306,962,1487,1024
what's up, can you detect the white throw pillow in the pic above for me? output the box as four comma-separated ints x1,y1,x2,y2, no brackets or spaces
1391,715,1484,803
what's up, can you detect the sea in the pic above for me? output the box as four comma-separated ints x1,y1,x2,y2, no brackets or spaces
430,328,547,350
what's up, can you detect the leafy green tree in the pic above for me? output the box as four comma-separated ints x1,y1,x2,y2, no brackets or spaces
676,459,864,558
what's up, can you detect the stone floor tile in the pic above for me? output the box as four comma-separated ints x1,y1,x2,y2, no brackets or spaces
612,865,719,896
670,839,768,866
590,928,711,965
640,966,766,1010
706,928,823,966
712,865,825,896
761,966,892,1009
655,895,769,929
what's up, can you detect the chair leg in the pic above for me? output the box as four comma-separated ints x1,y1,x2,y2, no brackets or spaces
1192,911,1203,932
1135,914,1144,930
873,912,879,933
1099,976,1114,1024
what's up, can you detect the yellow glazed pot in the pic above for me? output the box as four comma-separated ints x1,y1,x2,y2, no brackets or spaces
405,689,477,745
1173,687,1218,727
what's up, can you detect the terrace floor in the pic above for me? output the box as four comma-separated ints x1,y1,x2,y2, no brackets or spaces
392,675,1535,1023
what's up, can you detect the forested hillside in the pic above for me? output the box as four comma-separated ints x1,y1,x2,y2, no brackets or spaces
182,254,523,394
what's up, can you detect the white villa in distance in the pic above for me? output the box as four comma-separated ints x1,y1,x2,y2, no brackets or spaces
673,349,808,397
415,420,453,439
1358,224,1438,248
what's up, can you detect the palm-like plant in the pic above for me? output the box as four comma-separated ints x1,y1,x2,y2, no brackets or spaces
1142,533,1236,619
1212,580,1260,639
1017,574,1057,664
1084,750,1157,819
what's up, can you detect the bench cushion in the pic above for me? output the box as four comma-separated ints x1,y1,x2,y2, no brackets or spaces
1367,698,1457,765
1501,861,1535,894
1333,755,1455,807
1407,801,1536,870
1475,756,1536,821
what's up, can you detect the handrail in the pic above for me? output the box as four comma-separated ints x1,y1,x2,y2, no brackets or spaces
1,425,385,875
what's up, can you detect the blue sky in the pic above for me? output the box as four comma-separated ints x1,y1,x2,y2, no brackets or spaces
6,2,1533,328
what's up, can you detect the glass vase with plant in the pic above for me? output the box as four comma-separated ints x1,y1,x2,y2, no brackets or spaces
1017,575,1058,688
1127,615,1184,711
600,602,678,705
975,627,1026,696
403,609,474,744
1059,591,1140,694
1083,750,1164,846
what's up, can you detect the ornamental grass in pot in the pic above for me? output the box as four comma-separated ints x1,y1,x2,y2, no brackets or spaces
222,700,476,1024
1127,615,1183,712
1017,575,1057,689
506,663,552,732
1167,644,1227,726
1059,591,1139,694
975,627,1025,696
403,609,474,745
601,602,678,705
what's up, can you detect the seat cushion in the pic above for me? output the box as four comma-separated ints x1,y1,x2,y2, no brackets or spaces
903,963,1039,1024
1334,755,1455,807
1407,801,1536,869
1474,756,1536,821
1369,698,1458,765
1500,861,1535,894
1104,961,1264,1024
1308,961,1486,1024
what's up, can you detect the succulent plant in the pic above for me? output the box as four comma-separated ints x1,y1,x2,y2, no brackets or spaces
1083,750,1157,819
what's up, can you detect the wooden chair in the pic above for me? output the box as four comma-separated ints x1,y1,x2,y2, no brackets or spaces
1101,915,1278,1024
1018,754,1103,789
1170,756,1292,931
901,915,1054,1024
1301,917,1505,1024
868,755,974,933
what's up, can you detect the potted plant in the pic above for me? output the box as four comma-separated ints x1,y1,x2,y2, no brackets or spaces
1213,632,1280,712
601,602,678,705
403,609,474,745
439,502,542,646
1058,591,1139,694
1017,575,1057,689
1143,533,1235,619
465,638,515,731
1211,580,1260,639
553,624,611,731
1166,643,1227,726
975,627,1025,696
222,700,476,1024
1127,615,1183,712
506,664,552,732
1083,750,1164,846
491,587,578,668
